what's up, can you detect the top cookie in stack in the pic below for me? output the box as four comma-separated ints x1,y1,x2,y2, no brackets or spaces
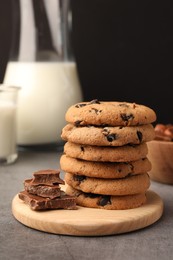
60,99,156,210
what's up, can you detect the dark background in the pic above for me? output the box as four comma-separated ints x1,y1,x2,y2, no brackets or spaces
1,0,173,124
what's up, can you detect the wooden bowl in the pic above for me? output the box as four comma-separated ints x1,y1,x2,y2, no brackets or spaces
147,140,173,184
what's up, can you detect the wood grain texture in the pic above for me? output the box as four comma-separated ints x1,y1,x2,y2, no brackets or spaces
12,189,163,236
148,140,173,184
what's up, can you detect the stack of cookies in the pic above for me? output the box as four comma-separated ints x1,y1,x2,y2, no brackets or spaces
60,100,156,210
18,169,77,210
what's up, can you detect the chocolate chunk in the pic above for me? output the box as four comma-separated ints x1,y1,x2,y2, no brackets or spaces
137,131,143,143
98,195,111,206
102,128,117,142
75,99,100,109
89,108,102,114
31,169,65,186
80,146,85,152
75,103,86,108
74,120,83,126
84,192,100,199
83,192,111,207
128,163,134,171
18,190,77,210
24,179,61,199
118,103,129,108
106,133,117,142
102,128,109,134
73,174,86,182
88,99,100,104
120,113,134,122
132,103,137,108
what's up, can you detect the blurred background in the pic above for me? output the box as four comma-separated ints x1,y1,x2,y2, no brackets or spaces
0,0,173,124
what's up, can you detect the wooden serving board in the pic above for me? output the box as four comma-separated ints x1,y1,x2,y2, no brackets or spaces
12,190,163,236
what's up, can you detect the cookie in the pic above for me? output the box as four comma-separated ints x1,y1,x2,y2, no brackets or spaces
60,155,151,179
65,100,156,126
61,123,155,146
63,141,148,162
66,185,147,210
65,172,150,196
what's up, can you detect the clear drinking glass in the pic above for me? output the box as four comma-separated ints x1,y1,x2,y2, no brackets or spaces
0,85,20,164
3,0,83,148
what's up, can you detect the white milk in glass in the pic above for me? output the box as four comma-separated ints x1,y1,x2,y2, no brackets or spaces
4,61,82,145
0,102,16,157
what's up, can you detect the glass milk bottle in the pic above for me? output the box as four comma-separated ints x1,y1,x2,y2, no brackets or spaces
3,0,83,147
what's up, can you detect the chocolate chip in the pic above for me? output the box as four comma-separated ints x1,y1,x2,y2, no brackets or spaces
75,120,82,126
80,146,85,152
75,103,86,108
73,174,86,182
102,128,117,142
107,133,117,142
129,163,134,171
132,103,137,109
84,193,100,199
118,103,129,108
84,192,111,206
102,128,109,134
137,131,143,142
120,113,134,122
124,162,134,171
75,100,100,108
89,108,102,114
88,99,101,104
98,195,111,206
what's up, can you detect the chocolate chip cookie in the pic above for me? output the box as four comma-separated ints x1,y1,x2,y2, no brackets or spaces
61,100,156,210
65,100,156,126
65,172,150,196
61,123,155,146
64,141,148,162
60,155,151,179
66,185,147,210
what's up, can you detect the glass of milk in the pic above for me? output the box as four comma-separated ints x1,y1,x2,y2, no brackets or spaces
3,0,83,148
0,85,20,165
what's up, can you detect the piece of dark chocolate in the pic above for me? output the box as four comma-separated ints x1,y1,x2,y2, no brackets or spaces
73,174,87,183
98,195,111,206
137,131,143,143
18,190,77,210
31,169,65,186
24,179,61,199
120,113,134,122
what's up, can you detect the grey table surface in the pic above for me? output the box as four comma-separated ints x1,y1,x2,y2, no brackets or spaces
0,148,172,260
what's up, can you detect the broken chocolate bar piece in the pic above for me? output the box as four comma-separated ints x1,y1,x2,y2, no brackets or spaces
24,179,61,199
18,190,77,210
31,169,65,186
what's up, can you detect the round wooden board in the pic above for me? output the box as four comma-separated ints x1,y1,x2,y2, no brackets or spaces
12,190,163,236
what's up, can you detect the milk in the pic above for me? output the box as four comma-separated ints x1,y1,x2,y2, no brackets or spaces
0,102,17,157
4,61,83,145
